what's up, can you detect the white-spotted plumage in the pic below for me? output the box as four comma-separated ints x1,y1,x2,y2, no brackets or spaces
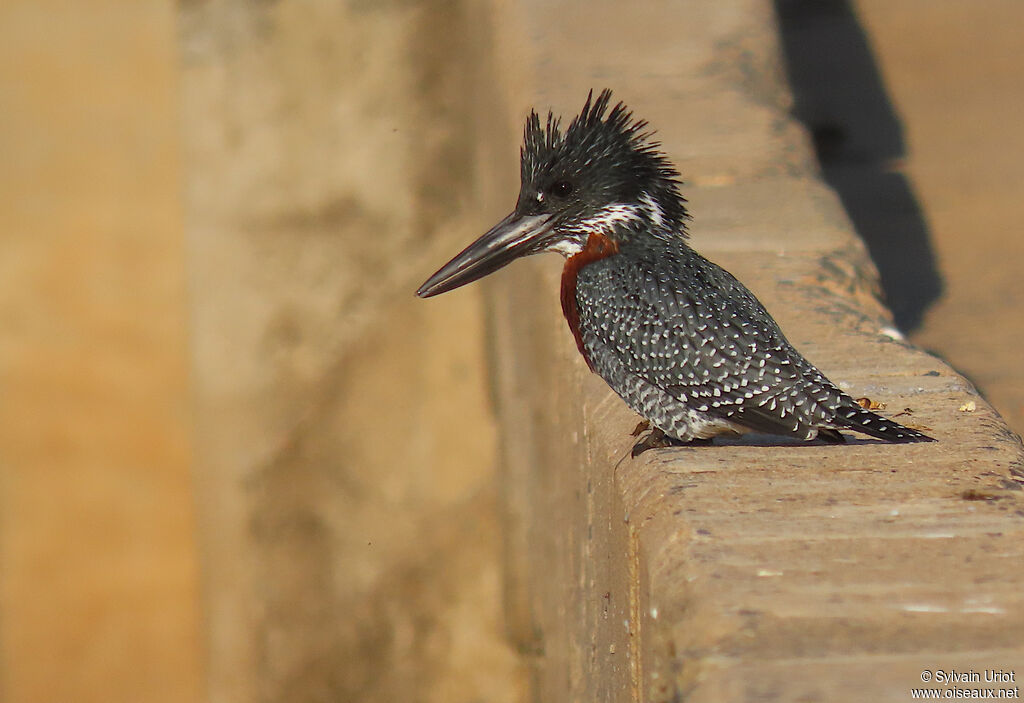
574,238,932,443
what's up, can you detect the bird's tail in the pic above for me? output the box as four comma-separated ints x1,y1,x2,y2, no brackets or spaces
833,403,935,443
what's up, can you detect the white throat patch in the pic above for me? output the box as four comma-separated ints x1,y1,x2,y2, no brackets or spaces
579,203,643,232
544,203,643,257
547,238,585,256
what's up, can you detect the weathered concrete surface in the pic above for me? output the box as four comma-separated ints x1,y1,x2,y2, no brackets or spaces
487,0,1024,700
180,2,524,702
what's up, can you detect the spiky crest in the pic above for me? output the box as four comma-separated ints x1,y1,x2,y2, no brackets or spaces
520,89,688,237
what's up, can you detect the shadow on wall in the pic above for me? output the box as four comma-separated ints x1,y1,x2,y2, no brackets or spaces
773,0,942,332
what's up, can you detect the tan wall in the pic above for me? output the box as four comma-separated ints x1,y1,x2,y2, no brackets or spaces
3,1,1024,702
856,0,1024,434
180,2,523,701
0,2,201,702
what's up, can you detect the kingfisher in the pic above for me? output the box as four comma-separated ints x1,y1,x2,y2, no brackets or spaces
417,90,934,455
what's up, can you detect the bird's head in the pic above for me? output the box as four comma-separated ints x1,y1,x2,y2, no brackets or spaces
417,89,687,298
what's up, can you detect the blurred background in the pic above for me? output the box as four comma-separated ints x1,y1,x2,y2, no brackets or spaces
0,1,1020,702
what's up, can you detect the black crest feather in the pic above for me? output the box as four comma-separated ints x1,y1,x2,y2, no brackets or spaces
520,89,688,234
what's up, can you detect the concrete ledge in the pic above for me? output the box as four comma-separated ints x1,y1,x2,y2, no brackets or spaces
485,0,1024,700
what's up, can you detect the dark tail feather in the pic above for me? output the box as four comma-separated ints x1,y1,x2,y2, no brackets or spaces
834,404,936,443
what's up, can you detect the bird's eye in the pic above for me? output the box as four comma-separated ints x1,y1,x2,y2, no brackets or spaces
549,180,574,197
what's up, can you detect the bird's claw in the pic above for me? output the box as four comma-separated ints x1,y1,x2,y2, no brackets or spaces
630,428,710,457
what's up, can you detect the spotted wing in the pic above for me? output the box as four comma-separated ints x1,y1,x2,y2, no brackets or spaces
574,246,840,438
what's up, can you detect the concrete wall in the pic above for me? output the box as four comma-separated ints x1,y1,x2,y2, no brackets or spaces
492,1,1024,700
180,2,525,701
4,1,1022,702
0,3,201,702
181,0,1024,701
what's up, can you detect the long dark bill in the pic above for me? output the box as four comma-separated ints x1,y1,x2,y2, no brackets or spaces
416,212,553,298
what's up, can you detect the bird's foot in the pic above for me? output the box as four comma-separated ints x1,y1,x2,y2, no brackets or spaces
631,420,650,437
630,428,712,457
